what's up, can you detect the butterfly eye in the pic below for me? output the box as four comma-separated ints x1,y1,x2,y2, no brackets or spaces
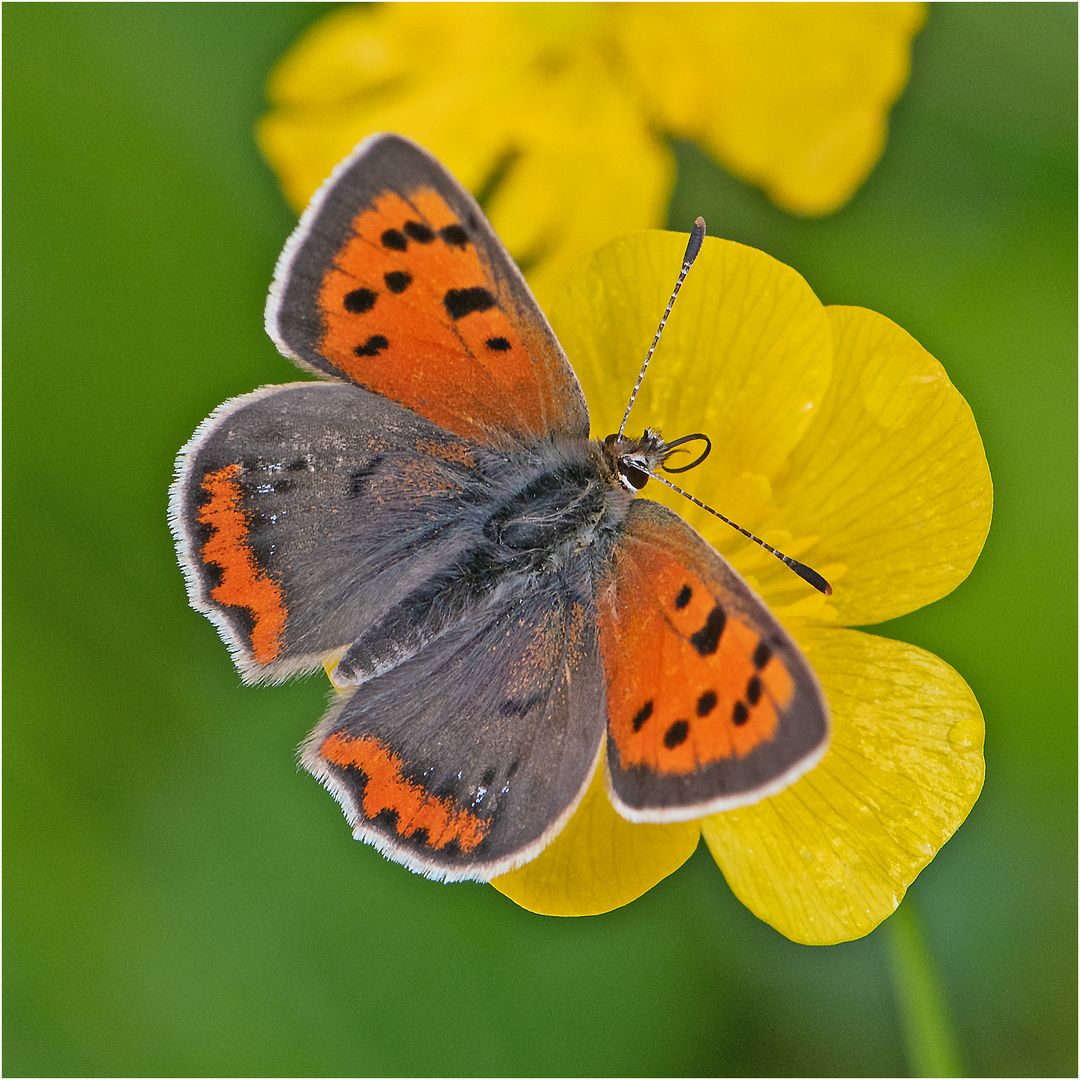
603,433,652,490
617,458,650,490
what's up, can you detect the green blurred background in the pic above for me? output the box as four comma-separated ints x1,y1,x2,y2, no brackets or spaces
5,4,1075,1075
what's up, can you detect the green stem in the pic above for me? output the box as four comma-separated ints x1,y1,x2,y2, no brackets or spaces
885,896,964,1077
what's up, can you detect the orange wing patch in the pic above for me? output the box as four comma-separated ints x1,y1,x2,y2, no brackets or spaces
198,464,286,663
320,731,491,854
601,548,794,777
317,188,546,443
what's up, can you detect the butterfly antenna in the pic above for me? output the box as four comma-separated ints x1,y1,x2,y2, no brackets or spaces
648,469,833,595
617,217,707,439
616,218,829,594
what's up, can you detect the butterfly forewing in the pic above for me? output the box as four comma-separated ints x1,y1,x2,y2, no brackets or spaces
599,501,830,821
267,134,589,445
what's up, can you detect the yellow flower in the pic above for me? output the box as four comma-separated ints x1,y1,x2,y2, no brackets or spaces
259,2,925,307
491,230,991,945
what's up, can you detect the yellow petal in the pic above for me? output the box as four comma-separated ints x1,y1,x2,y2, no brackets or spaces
260,5,566,209
551,230,832,508
619,3,926,215
551,230,843,618
755,306,992,626
259,0,923,315
471,65,671,312
701,627,985,945
258,3,670,310
259,5,443,209
492,756,699,916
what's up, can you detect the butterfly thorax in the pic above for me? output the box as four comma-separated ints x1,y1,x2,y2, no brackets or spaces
331,436,635,686
482,441,631,558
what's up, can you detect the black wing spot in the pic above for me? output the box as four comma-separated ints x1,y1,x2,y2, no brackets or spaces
485,336,512,351
203,560,224,590
439,223,469,248
344,287,376,313
404,220,435,243
380,228,407,251
632,700,654,732
193,517,214,548
444,286,496,320
689,605,726,656
753,641,772,669
383,270,412,294
664,719,690,749
373,806,401,829
746,675,762,706
347,456,385,498
675,584,693,609
696,690,717,717
732,701,749,726
500,693,546,717
233,606,257,641
481,767,497,787
355,334,389,357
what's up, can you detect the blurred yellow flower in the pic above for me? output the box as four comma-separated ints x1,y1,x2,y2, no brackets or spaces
259,2,925,306
492,231,990,945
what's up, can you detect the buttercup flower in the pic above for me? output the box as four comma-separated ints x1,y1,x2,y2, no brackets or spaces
491,231,990,945
259,2,925,307
258,3,982,945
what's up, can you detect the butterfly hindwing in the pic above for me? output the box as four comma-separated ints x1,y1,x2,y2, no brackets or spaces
303,584,606,881
170,380,494,683
266,133,590,445
599,500,830,820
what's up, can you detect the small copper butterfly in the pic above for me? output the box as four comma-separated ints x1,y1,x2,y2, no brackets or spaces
170,134,830,881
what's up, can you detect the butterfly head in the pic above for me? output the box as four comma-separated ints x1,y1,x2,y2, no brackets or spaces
602,429,712,492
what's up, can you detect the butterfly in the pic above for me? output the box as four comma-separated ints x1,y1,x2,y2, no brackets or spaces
170,133,829,882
